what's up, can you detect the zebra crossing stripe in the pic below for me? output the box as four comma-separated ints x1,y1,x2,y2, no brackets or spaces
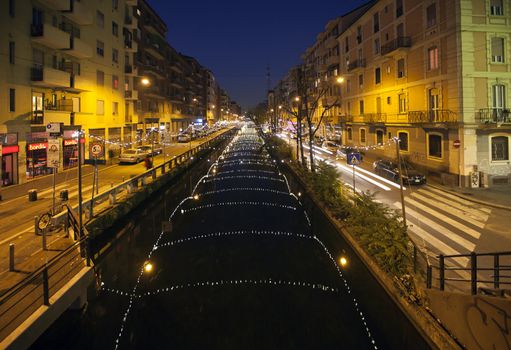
404,198,481,240
409,192,487,229
426,187,491,214
416,188,490,221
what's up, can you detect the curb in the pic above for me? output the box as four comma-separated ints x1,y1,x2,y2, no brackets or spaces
427,183,511,211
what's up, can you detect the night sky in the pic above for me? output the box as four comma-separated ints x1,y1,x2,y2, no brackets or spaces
148,0,370,109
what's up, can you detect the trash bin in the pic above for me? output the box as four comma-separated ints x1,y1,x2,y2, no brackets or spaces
60,190,69,201
28,189,37,202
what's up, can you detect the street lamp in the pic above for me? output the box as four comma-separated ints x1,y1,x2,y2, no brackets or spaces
141,77,150,86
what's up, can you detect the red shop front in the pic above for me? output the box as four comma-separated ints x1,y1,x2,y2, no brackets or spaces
26,142,50,179
63,138,85,169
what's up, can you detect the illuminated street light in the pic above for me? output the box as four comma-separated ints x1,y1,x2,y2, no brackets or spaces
339,256,348,267
141,77,150,86
144,261,154,273
336,77,345,84
294,96,300,102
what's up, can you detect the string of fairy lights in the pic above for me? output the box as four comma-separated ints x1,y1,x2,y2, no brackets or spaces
109,123,378,349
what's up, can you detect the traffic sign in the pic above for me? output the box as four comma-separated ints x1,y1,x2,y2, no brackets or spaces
46,123,61,137
47,138,60,168
347,152,361,165
90,143,104,158
453,140,461,149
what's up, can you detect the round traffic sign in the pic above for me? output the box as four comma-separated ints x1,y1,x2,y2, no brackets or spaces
91,144,103,156
453,140,461,148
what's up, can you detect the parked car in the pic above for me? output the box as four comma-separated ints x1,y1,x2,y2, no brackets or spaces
177,133,191,143
119,149,148,164
137,145,162,156
321,141,339,154
373,159,426,185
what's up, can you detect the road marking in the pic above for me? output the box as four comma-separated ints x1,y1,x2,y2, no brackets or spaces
353,165,406,190
415,188,490,221
407,225,469,266
396,203,477,251
426,187,492,213
409,192,487,228
405,198,481,239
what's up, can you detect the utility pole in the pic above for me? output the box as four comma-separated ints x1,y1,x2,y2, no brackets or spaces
395,137,407,227
77,129,83,238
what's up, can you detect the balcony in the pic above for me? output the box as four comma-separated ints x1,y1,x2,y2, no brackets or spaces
363,113,387,123
31,66,71,88
381,36,411,56
140,63,166,79
126,0,137,5
326,55,339,67
38,0,68,10
31,23,70,49
339,115,354,123
125,64,138,76
124,16,137,29
125,90,139,100
62,0,94,25
70,74,89,91
407,110,458,124
124,40,138,52
476,108,511,125
31,110,44,124
142,17,166,36
347,59,366,72
64,36,93,58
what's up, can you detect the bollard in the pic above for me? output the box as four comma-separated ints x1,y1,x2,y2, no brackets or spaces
34,216,39,235
60,190,69,201
109,191,116,205
42,228,47,250
28,189,37,202
9,243,14,271
122,176,125,183
42,267,50,306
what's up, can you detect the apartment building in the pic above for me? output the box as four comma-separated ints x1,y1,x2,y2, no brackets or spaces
0,0,133,185
337,0,511,186
205,70,220,125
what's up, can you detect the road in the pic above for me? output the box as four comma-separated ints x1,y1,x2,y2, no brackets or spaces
0,129,231,292
278,134,511,281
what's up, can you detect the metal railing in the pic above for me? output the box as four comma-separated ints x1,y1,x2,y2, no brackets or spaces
476,108,511,124
407,110,458,123
0,232,91,341
381,36,411,55
347,59,366,71
363,113,387,123
427,251,511,295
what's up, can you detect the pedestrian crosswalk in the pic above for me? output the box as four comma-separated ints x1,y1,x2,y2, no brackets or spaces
394,187,492,267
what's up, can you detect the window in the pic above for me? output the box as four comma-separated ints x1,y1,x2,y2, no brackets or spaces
359,100,365,115
112,0,118,10
97,70,104,86
9,89,15,112
398,131,408,151
96,40,104,56
360,128,366,143
347,127,353,141
374,38,380,55
490,0,503,16
491,136,509,161
376,130,384,145
388,132,392,139
96,100,105,115
345,37,349,52
397,58,405,78
396,0,403,17
491,37,505,63
428,134,442,158
357,26,362,44
112,21,118,37
375,67,381,84
426,3,437,27
492,84,506,109
112,102,119,115
358,74,364,88
9,41,15,64
9,0,14,17
112,75,119,89
112,48,119,63
428,46,439,69
398,93,407,113
373,13,380,33
96,10,104,28
387,96,391,104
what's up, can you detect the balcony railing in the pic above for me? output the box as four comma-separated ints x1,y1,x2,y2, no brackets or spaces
407,110,458,123
339,115,354,123
31,111,44,124
347,59,366,71
45,99,74,112
125,65,134,74
381,36,411,55
476,108,511,124
364,113,387,123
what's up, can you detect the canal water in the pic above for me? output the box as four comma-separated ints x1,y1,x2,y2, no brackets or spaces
32,125,430,349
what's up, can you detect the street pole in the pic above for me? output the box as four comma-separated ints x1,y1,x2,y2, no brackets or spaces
352,164,356,194
90,157,97,218
52,168,56,215
77,130,83,238
151,129,155,167
395,138,407,227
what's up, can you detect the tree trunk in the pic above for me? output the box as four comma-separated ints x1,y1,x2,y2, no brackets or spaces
308,122,315,172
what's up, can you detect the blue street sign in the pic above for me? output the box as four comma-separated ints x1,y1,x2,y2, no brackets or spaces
347,152,361,165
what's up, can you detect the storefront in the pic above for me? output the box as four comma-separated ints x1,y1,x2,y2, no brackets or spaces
1,133,19,186
62,138,85,169
26,142,50,179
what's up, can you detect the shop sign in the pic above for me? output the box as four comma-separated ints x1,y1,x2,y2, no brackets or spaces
28,142,48,151
47,139,60,168
46,123,61,136
2,145,19,155
0,133,18,146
